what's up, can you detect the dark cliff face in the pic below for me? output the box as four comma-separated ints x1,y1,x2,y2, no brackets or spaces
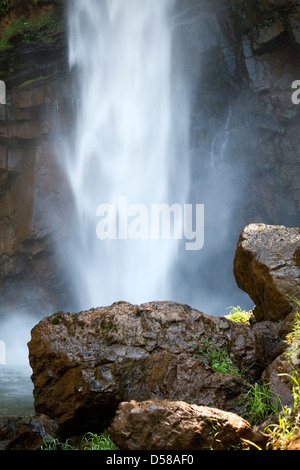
0,0,299,317
0,0,74,314
172,0,300,311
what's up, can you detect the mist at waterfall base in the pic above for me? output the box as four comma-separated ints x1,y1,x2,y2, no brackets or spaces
0,312,35,415
59,0,252,318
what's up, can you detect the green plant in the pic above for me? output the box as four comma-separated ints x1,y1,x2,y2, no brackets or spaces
80,431,119,450
287,287,300,309
42,431,118,451
251,17,275,33
265,373,300,449
0,9,63,51
287,311,300,342
0,0,9,16
195,338,240,376
248,4,300,37
286,372,300,409
285,292,300,364
244,382,280,425
41,437,73,450
19,75,50,88
245,383,280,425
0,16,27,50
225,306,253,325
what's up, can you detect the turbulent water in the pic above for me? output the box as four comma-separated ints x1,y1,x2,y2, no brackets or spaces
64,0,191,311
0,366,34,416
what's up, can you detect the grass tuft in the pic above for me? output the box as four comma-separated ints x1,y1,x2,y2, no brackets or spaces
42,430,118,451
243,382,280,426
225,306,253,325
194,337,240,376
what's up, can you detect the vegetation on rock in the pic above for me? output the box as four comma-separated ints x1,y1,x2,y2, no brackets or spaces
194,336,241,377
266,373,300,450
246,296,300,449
225,305,254,325
0,8,63,50
42,431,119,451
248,4,300,35
244,382,280,426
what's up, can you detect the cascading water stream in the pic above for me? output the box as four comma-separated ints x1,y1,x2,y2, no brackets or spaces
63,0,191,311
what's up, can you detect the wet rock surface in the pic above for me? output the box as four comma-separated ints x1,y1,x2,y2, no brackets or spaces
27,300,283,434
234,223,300,321
108,399,252,451
0,414,59,450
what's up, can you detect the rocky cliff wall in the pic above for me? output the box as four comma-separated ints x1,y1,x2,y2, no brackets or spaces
0,0,299,318
172,0,300,310
0,0,74,315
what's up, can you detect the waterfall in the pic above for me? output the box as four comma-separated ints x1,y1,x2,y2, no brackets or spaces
64,0,191,311
210,104,232,170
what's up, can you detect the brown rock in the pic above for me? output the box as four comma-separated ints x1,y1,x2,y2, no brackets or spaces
0,68,74,310
262,353,295,408
118,350,248,416
0,415,59,450
108,399,252,450
234,224,300,321
28,300,282,434
262,322,300,408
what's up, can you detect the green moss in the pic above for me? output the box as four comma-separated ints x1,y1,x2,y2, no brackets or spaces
248,4,300,36
100,316,118,336
0,0,10,17
194,337,240,376
19,75,50,88
0,8,63,51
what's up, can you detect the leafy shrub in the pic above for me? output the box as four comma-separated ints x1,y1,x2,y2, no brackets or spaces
225,306,253,325
243,382,280,425
0,9,63,51
194,338,240,376
42,430,119,451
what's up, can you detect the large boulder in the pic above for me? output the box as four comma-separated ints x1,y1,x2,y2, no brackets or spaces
28,300,282,434
234,224,300,322
108,399,252,451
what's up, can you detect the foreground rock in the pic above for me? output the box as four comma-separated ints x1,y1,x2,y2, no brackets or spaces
0,415,59,450
234,224,300,321
28,300,282,434
109,400,252,451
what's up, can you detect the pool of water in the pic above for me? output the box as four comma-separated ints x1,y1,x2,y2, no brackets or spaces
0,365,34,417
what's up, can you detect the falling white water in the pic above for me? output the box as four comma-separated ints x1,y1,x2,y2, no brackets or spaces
210,104,232,170
64,0,191,310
